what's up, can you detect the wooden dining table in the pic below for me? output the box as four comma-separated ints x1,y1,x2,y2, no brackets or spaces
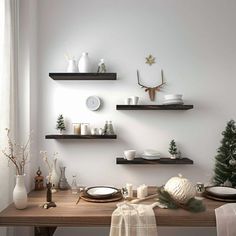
0,188,225,236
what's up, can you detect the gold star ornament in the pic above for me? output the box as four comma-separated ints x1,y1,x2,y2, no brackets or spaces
145,54,156,66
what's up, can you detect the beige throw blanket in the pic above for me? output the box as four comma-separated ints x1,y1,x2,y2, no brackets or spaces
109,202,158,236
215,203,236,236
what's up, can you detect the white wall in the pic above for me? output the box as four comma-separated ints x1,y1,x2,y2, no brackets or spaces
26,0,236,235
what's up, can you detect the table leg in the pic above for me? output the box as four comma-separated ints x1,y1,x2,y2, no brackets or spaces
34,227,57,236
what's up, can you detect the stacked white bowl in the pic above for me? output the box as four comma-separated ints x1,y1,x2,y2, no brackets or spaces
142,149,160,160
163,94,183,105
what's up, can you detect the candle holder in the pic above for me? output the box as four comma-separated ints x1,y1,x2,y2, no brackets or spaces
43,183,56,209
72,123,81,135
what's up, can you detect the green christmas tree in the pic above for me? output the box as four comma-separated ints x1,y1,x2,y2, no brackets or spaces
213,120,236,187
56,114,66,133
169,139,178,156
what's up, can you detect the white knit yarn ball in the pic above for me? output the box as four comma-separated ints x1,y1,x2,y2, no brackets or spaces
164,174,196,204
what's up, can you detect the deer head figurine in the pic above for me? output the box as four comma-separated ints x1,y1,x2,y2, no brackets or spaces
137,69,165,101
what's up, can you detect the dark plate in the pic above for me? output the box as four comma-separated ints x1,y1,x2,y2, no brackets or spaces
203,193,236,202
204,186,236,199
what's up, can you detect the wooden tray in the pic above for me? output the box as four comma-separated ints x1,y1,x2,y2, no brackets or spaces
81,193,123,203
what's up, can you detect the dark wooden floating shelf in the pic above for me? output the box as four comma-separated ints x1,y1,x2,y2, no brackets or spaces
116,157,193,165
45,134,117,139
49,73,117,80
116,105,193,110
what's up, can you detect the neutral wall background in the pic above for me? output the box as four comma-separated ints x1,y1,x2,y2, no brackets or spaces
22,0,236,235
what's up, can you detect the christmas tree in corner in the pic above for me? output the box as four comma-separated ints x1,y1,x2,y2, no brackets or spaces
213,120,236,187
56,114,66,134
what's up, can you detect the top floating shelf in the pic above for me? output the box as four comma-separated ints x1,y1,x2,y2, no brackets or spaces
116,105,193,110
49,73,117,80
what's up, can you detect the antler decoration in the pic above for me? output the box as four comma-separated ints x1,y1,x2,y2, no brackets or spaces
137,69,165,101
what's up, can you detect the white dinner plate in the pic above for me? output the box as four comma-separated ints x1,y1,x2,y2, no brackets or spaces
163,100,184,105
142,154,160,160
143,149,160,156
85,186,119,199
164,94,183,100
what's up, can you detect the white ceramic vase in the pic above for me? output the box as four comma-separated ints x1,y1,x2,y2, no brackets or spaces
51,158,60,188
67,59,78,72
13,175,28,209
78,52,92,72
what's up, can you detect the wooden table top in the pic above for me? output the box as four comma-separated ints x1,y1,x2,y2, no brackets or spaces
0,189,225,227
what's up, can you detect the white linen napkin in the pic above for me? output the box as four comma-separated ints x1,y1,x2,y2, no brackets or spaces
109,202,158,236
215,203,236,236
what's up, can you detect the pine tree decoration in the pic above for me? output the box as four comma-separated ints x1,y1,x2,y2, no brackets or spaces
169,139,178,159
213,120,236,187
56,114,66,134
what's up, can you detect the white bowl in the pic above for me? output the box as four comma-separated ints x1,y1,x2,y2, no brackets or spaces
124,150,136,160
164,94,183,100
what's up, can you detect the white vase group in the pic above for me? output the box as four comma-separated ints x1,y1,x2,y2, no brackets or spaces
66,52,92,73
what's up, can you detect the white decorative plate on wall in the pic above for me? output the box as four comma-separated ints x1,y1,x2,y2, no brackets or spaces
86,96,101,111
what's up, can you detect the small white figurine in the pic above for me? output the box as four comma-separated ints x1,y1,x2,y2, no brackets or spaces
97,59,106,73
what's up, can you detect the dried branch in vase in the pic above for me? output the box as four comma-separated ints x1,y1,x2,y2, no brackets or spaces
1,128,31,175
40,151,59,184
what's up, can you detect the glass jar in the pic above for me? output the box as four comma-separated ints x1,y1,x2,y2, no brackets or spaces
81,123,90,135
72,123,81,135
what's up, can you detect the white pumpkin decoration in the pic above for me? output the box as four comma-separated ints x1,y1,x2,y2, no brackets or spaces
164,174,196,204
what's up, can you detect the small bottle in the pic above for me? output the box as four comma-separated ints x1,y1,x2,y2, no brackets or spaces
103,121,108,135
97,59,106,73
107,121,115,135
71,175,79,194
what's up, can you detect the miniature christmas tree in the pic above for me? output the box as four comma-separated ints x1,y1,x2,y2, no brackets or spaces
169,139,178,159
213,120,236,187
56,114,66,134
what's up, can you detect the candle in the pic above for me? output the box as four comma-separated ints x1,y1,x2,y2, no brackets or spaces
126,183,133,198
81,123,90,135
73,123,81,134
137,186,145,199
137,184,148,199
141,184,148,197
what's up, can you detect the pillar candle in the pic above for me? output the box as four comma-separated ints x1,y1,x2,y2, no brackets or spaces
137,184,148,199
137,186,145,199
126,183,133,198
141,184,148,197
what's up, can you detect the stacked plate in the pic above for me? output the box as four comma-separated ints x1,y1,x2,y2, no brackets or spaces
142,149,160,160
204,186,236,202
163,94,184,105
82,186,123,202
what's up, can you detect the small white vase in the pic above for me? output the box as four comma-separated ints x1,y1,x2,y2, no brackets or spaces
78,52,92,72
51,158,60,188
66,59,78,72
13,175,28,210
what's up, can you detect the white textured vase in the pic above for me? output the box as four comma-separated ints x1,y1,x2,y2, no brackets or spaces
78,52,92,72
66,59,78,72
51,158,60,188
13,175,28,209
